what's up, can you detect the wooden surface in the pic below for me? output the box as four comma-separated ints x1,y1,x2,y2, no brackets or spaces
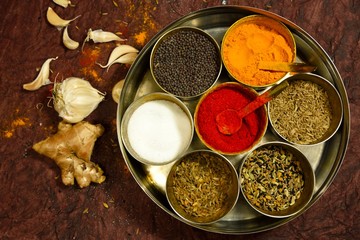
0,0,358,239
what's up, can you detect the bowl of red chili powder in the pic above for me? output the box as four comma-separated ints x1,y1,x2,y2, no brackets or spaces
194,82,268,155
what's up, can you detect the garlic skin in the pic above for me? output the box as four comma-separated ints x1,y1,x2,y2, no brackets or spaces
112,79,125,104
106,52,138,71
53,0,72,8
63,26,79,50
82,29,126,50
97,45,138,68
23,57,58,91
53,77,105,123
47,7,81,30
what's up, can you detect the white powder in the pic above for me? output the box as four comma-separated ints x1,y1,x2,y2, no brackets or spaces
127,100,192,164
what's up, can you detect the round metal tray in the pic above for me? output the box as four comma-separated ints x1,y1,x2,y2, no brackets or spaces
117,6,350,234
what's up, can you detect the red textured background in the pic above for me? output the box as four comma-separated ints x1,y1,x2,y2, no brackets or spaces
0,0,358,239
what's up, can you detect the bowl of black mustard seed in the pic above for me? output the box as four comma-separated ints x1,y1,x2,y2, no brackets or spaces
150,27,222,99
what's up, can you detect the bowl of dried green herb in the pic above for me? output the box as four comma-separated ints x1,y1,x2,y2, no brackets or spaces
166,150,239,224
239,142,315,218
268,73,343,145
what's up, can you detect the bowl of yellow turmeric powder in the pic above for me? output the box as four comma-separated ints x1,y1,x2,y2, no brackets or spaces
221,15,296,89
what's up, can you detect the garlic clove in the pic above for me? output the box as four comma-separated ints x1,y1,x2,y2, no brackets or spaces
23,57,58,91
89,29,126,43
112,79,125,104
53,0,72,8
97,45,138,68
106,52,138,71
47,7,81,30
53,77,105,123
82,29,127,50
63,25,79,50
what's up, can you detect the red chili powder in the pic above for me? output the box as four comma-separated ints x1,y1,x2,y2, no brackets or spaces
79,48,100,67
195,84,266,154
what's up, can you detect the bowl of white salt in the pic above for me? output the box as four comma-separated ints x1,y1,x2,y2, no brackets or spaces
121,92,194,165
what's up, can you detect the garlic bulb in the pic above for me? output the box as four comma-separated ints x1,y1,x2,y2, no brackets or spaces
63,26,79,50
47,7,81,30
23,57,58,91
53,77,105,123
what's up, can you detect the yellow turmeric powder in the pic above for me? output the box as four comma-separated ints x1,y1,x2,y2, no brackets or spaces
125,1,157,47
222,21,295,87
135,31,148,46
3,117,30,138
79,48,102,82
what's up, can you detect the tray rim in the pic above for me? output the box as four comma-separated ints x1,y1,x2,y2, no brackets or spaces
116,5,351,234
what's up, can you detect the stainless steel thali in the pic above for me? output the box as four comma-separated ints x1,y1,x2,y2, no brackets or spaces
117,6,350,234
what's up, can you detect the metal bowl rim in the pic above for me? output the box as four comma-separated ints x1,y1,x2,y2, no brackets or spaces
121,92,195,165
149,26,223,100
166,149,240,224
267,73,344,146
194,82,268,155
221,14,297,89
239,141,316,218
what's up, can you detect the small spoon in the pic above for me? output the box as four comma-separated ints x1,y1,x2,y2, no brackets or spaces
258,61,317,72
216,80,289,135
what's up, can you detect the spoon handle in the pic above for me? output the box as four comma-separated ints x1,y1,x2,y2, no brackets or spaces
258,61,317,72
238,80,289,118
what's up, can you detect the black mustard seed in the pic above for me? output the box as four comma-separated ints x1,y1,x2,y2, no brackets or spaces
152,30,220,97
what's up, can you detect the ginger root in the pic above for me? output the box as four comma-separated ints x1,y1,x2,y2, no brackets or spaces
33,121,106,188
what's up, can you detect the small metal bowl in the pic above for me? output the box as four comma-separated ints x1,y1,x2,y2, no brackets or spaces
150,26,222,100
166,150,239,224
221,15,296,89
194,82,268,155
239,142,315,218
121,92,194,165
268,73,343,145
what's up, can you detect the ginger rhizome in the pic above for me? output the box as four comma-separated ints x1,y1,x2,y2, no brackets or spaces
33,121,106,188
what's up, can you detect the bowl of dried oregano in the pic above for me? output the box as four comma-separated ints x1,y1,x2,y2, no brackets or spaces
239,142,315,218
